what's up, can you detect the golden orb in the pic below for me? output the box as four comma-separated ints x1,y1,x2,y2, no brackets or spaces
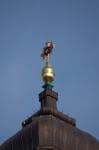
41,64,55,83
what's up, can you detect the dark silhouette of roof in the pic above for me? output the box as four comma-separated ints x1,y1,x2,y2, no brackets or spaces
0,88,99,150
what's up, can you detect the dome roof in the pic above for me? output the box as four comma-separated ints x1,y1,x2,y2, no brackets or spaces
0,114,99,150
0,88,99,150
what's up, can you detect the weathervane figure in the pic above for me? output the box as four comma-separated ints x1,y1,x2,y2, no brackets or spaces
41,41,55,89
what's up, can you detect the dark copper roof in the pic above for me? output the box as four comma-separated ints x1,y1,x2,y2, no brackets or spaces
0,88,99,150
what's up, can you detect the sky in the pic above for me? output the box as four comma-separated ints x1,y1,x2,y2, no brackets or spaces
0,0,99,144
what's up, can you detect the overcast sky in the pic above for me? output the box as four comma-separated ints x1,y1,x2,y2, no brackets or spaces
0,0,99,144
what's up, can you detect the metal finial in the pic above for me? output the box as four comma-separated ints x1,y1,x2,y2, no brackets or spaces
41,42,55,89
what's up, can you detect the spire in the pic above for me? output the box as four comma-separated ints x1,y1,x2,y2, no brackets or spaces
41,42,55,89
39,41,58,112
22,42,76,127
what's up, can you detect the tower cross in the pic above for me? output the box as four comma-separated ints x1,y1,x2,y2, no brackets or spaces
41,42,55,65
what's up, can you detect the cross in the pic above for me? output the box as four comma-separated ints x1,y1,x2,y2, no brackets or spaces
41,42,55,65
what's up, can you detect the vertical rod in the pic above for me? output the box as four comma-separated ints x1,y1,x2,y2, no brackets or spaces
46,53,50,65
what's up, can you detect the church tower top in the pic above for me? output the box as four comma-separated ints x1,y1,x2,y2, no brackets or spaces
1,42,99,150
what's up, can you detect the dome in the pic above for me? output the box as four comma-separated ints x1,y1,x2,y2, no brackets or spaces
0,88,99,150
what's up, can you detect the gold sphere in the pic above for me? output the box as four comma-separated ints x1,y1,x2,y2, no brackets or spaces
41,64,55,83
